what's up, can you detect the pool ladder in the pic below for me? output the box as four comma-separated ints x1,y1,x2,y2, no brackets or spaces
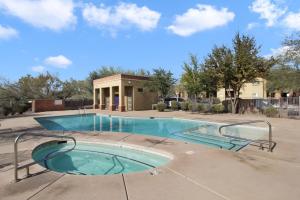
78,107,87,116
218,120,276,152
78,105,93,116
14,132,76,182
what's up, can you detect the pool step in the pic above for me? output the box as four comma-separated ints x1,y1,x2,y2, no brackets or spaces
187,131,248,145
172,132,248,151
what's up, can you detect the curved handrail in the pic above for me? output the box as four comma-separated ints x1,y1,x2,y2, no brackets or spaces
14,132,76,182
42,140,77,169
218,120,274,152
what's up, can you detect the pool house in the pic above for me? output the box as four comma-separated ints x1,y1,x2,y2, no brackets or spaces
93,74,157,111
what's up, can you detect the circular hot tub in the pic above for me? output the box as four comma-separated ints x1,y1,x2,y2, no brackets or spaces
32,141,172,175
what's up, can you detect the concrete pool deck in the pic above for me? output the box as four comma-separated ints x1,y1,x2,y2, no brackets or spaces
0,110,299,200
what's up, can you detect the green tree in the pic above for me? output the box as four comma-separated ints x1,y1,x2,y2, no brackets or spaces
147,68,176,99
282,32,300,69
267,32,300,94
202,46,233,99
203,33,274,113
18,72,62,99
0,78,29,115
267,66,300,94
181,54,202,100
61,79,91,99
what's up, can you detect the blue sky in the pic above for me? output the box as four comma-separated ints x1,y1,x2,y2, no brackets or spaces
0,0,300,81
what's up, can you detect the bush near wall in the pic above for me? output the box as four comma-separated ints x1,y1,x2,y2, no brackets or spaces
157,102,166,112
196,103,204,112
264,107,279,117
180,102,189,111
170,101,178,110
188,103,194,112
211,104,225,113
202,104,211,113
0,102,30,116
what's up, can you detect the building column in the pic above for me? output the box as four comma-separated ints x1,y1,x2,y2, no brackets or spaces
93,88,96,109
99,87,103,110
119,84,125,112
109,86,114,111
132,87,135,111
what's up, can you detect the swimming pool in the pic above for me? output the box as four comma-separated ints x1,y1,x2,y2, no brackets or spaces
32,141,171,175
35,114,267,151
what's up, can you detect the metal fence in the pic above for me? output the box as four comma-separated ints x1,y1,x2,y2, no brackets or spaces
64,99,93,110
238,97,300,118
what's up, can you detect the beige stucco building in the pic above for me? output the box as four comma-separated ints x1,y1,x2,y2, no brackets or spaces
217,78,267,101
93,74,158,112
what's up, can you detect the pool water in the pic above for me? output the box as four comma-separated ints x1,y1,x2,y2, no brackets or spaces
32,142,171,175
35,114,267,151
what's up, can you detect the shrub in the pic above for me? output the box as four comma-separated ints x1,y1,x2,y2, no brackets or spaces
188,103,194,112
264,107,278,118
170,101,178,111
196,103,204,112
157,102,166,112
180,102,189,111
2,106,12,116
211,104,224,113
203,104,211,113
15,104,29,114
212,98,221,104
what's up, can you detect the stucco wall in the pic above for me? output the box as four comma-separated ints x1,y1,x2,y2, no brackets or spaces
122,79,157,111
217,78,267,100
239,78,267,99
93,74,158,111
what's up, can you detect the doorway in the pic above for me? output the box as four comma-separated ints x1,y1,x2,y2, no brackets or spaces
125,86,133,111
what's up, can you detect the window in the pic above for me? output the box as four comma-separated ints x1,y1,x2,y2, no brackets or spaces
137,88,143,92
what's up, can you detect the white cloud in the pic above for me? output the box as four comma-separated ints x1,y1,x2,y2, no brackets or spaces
0,24,18,39
31,65,45,73
249,0,286,27
82,2,161,33
282,11,300,31
247,22,260,30
264,46,290,58
0,0,76,31
167,4,235,37
45,55,72,68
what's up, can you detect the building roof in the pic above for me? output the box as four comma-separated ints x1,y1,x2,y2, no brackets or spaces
93,73,151,84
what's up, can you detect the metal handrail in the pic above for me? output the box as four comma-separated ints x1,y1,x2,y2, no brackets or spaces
14,132,76,182
78,107,86,115
218,120,275,152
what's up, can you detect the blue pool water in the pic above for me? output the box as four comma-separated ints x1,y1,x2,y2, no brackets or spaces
32,142,170,175
35,114,266,151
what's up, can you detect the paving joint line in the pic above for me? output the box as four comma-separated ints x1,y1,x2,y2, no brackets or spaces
121,174,129,200
26,174,65,200
166,167,231,200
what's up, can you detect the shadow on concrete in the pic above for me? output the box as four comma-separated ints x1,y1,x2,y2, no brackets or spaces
145,138,174,146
